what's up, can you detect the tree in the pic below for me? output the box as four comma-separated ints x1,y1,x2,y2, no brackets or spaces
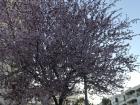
74,97,84,105
101,98,112,105
0,0,138,105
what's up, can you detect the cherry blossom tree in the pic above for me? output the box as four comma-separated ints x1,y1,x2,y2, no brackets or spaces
0,0,138,105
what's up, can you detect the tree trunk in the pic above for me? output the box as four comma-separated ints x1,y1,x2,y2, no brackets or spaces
59,97,64,105
84,75,88,105
20,99,28,105
40,95,50,105
52,95,59,105
52,95,64,105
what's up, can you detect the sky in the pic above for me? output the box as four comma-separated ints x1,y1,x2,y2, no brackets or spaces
92,0,140,104
117,0,140,88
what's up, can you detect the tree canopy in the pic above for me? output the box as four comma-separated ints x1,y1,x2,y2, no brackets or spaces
0,0,138,105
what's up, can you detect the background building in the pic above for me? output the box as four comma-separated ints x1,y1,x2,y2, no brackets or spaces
110,84,140,105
